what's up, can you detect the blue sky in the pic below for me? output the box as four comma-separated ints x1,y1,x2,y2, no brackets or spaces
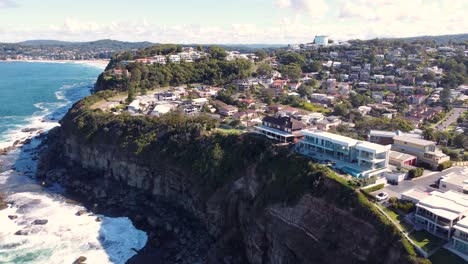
0,0,467,43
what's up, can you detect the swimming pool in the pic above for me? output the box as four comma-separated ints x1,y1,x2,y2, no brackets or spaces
341,166,363,178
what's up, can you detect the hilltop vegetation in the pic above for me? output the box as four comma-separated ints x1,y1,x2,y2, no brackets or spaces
96,45,254,94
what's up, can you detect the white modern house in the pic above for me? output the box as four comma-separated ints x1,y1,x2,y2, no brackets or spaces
297,129,391,178
415,191,468,240
452,217,468,258
438,167,468,194
127,100,141,114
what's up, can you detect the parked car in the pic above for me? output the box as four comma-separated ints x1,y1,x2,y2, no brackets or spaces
376,192,389,201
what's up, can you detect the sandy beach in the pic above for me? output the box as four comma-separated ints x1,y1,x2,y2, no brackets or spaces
1,59,109,70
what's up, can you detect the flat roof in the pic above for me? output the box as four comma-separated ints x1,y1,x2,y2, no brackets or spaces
393,136,436,146
418,191,468,220
440,167,468,187
390,150,417,161
256,125,294,137
356,141,390,153
301,129,358,147
454,217,468,233
402,189,430,203
369,130,397,137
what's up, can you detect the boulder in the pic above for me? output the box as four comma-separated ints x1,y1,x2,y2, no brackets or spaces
14,229,31,236
8,215,18,220
73,256,87,264
76,209,87,216
32,219,48,225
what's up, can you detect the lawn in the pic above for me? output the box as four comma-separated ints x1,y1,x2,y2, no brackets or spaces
429,248,466,264
216,128,243,135
409,230,445,253
377,204,413,233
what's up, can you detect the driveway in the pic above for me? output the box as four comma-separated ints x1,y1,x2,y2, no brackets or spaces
435,108,466,131
373,173,440,199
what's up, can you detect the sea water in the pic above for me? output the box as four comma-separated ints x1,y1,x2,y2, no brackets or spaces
0,62,147,264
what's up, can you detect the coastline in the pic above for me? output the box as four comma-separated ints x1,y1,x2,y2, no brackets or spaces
0,60,105,151
1,59,109,70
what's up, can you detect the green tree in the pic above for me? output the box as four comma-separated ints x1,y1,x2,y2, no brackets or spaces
277,52,306,66
297,85,313,98
212,143,224,165
333,101,352,118
127,82,136,103
256,63,273,76
207,46,227,60
254,50,268,61
281,63,302,81
440,87,452,109
421,128,436,141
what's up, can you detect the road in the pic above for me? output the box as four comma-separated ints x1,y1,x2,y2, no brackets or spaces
372,173,440,199
435,107,466,131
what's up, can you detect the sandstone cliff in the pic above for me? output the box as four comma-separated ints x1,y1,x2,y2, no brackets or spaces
37,99,424,264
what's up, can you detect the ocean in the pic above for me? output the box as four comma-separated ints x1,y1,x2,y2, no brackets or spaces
0,62,147,264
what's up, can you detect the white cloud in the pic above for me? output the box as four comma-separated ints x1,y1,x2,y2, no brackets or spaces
0,0,17,8
277,0,329,19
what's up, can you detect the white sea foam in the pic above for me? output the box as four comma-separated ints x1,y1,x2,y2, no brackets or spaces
0,193,147,264
0,83,84,149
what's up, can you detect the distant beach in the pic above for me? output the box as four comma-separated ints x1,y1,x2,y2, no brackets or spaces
1,59,109,70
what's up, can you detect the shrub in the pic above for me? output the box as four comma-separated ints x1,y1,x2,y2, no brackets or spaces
362,183,385,193
438,161,453,171
408,168,424,178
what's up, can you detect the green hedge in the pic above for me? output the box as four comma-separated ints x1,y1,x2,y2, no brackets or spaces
408,168,424,178
438,161,453,171
362,183,385,193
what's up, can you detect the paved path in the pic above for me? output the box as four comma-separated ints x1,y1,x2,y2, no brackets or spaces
435,108,466,131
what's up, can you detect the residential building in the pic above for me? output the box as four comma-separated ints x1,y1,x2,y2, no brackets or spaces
392,136,450,169
452,217,468,257
127,100,140,114
255,115,306,143
389,150,417,167
438,167,468,194
153,55,167,64
314,35,329,46
298,130,391,177
150,104,177,117
415,191,468,240
169,55,181,63
316,116,341,131
157,92,177,101
219,105,238,117
368,130,398,145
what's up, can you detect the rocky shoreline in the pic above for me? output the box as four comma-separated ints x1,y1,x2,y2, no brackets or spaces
40,166,215,264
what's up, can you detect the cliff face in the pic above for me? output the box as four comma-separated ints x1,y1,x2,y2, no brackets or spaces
37,109,416,264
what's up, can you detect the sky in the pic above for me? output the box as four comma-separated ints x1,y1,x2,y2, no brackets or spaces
0,0,467,44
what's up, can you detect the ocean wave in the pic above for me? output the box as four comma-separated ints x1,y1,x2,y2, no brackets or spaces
0,82,92,149
0,192,147,264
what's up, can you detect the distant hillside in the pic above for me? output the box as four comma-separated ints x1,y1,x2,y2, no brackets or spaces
18,39,156,49
382,34,468,44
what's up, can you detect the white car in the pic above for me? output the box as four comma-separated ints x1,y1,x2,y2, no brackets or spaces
376,192,389,201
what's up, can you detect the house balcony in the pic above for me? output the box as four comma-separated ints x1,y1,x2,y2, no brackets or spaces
358,155,386,163
416,212,437,223
454,234,468,244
